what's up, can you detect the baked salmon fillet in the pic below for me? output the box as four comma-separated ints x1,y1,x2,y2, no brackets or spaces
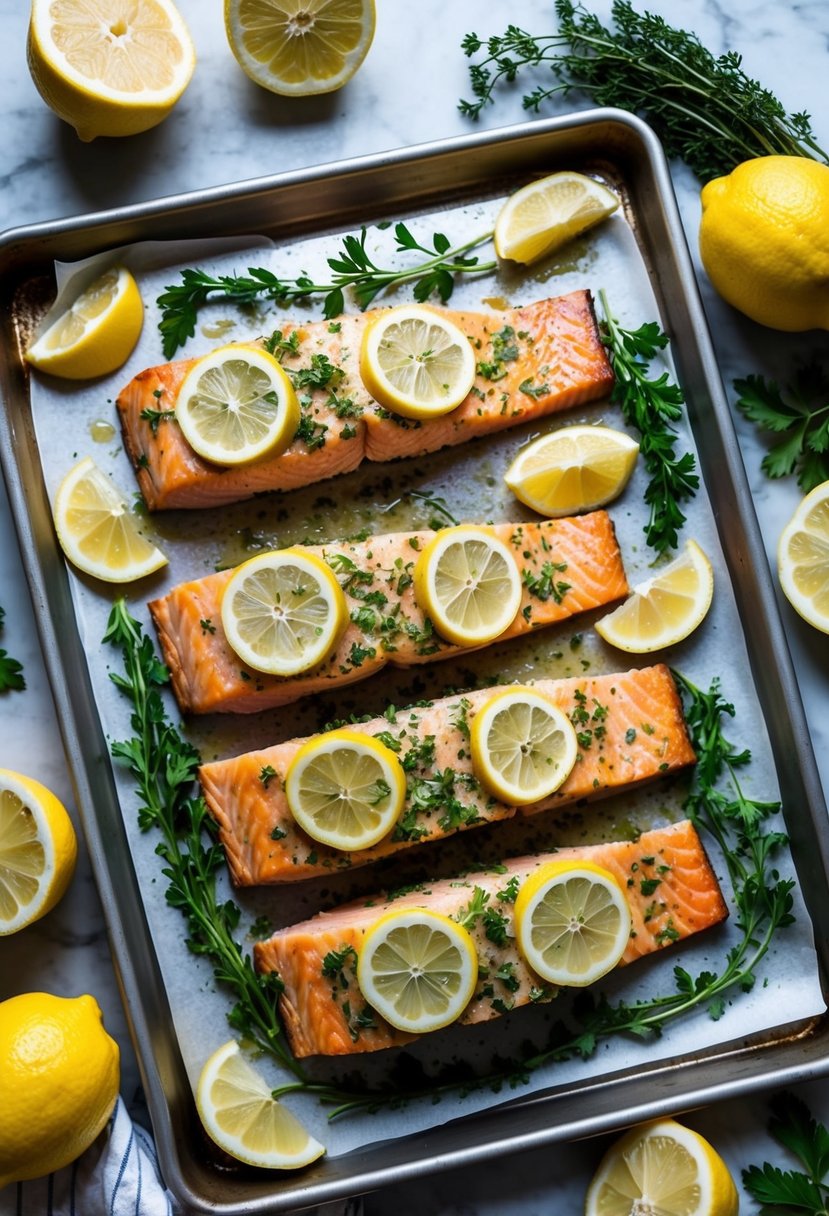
117,291,614,510
150,514,628,715
200,664,695,886
253,819,727,1057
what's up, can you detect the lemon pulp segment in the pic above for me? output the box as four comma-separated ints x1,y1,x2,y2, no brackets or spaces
494,171,620,265
595,539,714,653
504,425,639,517
26,267,144,380
778,479,829,632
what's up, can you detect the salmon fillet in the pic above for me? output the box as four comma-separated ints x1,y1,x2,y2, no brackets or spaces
117,291,614,510
200,664,696,886
253,819,727,1057
150,515,628,715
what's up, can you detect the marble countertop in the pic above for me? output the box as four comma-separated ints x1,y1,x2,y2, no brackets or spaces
2,0,829,1211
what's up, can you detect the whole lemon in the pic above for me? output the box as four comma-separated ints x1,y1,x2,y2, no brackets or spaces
699,155,829,331
0,992,120,1186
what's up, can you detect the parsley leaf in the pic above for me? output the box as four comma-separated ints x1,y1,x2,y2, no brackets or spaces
734,366,829,492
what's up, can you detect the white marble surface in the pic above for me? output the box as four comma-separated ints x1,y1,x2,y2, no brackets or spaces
1,0,829,1211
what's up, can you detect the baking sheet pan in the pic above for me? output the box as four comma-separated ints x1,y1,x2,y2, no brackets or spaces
2,110,829,1214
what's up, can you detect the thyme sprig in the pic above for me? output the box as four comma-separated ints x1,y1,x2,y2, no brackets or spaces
157,224,496,358
598,290,698,554
460,1,828,182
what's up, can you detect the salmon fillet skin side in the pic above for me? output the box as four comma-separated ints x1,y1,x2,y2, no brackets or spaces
200,664,696,886
149,514,628,715
253,820,728,1058
117,290,614,510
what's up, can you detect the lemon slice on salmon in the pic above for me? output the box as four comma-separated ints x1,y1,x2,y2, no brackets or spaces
514,859,631,987
53,457,168,583
777,479,829,632
0,769,78,936
504,425,639,517
495,171,620,265
175,344,300,466
357,908,478,1034
360,305,477,419
26,267,144,381
470,687,578,805
413,525,522,646
221,549,347,676
196,1040,325,1170
595,540,714,653
285,729,406,851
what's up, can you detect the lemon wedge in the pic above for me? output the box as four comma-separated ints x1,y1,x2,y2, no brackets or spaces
26,267,144,381
357,908,478,1034
53,457,168,583
413,525,522,646
469,687,578,805
585,1117,739,1216
777,479,829,632
224,0,376,96
595,539,714,653
221,549,347,676
504,425,639,517
495,171,620,265
360,305,477,419
27,0,195,142
285,728,406,851
175,344,301,467
0,769,78,936
514,859,631,987
196,1040,325,1171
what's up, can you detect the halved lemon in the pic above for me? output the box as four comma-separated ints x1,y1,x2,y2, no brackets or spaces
221,548,347,676
175,344,300,466
53,457,168,583
0,769,78,936
585,1118,739,1216
413,525,522,646
27,0,195,142
504,425,639,517
360,305,477,419
196,1040,325,1170
469,687,578,805
357,908,478,1034
595,539,714,653
777,479,829,632
224,0,376,97
514,859,631,987
494,171,620,265
284,728,406,851
26,267,144,381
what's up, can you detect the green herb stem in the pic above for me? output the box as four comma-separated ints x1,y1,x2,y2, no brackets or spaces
0,605,25,693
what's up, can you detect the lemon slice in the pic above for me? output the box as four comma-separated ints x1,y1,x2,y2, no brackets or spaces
360,305,477,419
53,457,168,583
196,1040,325,1170
494,171,620,265
504,425,639,517
469,687,578,805
585,1118,739,1216
595,539,714,653
221,549,347,676
175,344,301,467
357,908,478,1034
27,0,195,142
413,525,522,646
0,769,78,936
777,479,829,632
285,728,406,851
514,859,631,987
26,267,144,381
224,0,376,97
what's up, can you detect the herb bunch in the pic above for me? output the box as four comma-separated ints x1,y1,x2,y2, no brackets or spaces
599,291,698,554
0,606,25,693
157,224,495,358
734,366,829,493
460,0,828,182
743,1092,829,1214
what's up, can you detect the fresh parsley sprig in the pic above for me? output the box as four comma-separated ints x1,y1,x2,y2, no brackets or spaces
460,1,828,182
743,1092,829,1214
0,606,25,693
734,366,829,493
598,291,699,554
157,224,496,359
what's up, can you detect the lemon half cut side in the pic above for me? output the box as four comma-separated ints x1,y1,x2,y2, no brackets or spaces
0,769,78,936
26,267,144,381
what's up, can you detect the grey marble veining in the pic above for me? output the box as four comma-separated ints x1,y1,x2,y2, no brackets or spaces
1,0,829,1211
